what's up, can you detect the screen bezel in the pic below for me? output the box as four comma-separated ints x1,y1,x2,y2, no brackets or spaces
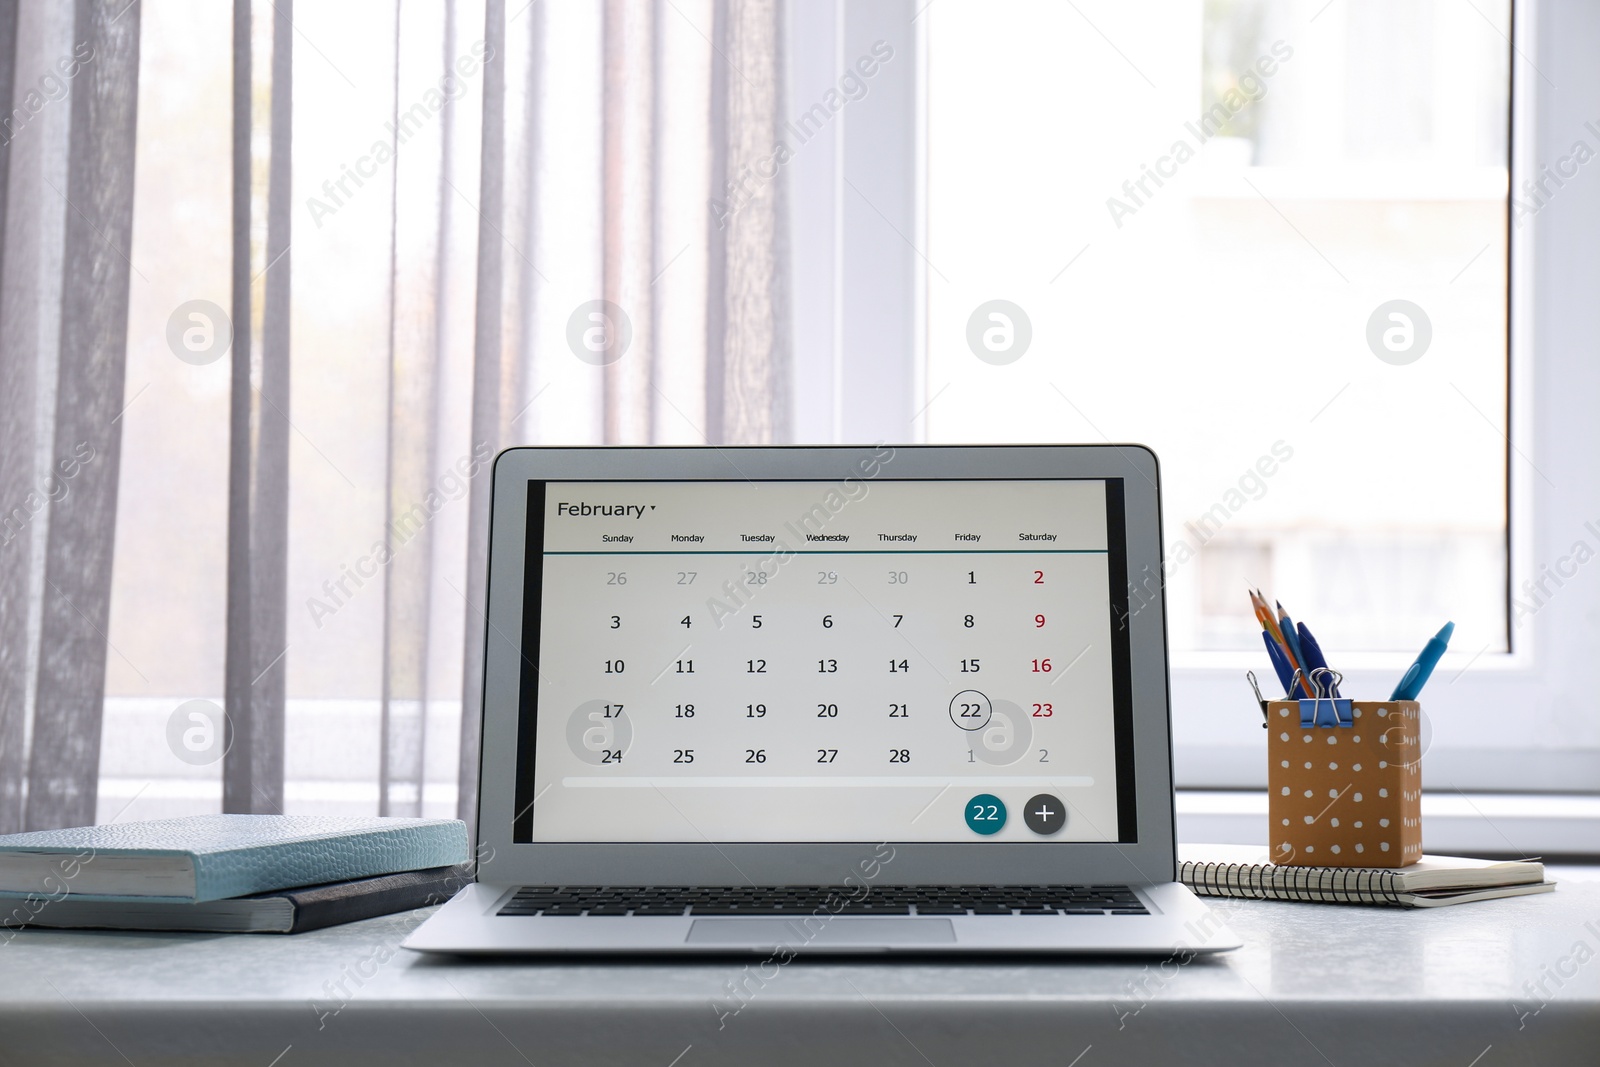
476,445,1177,887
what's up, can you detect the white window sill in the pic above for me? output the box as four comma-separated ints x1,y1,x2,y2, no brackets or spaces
1178,790,1600,857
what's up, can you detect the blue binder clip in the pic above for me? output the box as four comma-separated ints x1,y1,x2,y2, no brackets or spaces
1297,668,1351,727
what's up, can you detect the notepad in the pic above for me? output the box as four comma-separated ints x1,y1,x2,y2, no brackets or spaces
1178,844,1553,908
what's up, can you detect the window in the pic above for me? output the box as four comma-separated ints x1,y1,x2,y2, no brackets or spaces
10,0,1588,834
916,0,1600,804
924,0,1512,656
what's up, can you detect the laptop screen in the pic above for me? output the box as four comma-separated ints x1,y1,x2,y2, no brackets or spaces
511,475,1138,844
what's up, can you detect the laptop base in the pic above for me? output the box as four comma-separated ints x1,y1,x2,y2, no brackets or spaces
404,882,1241,956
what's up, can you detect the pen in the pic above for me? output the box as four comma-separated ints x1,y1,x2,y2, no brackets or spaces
1390,621,1455,701
1296,621,1336,696
1262,631,1295,696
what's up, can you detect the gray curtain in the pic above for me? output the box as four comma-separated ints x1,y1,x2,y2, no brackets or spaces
449,0,793,823
0,0,793,830
0,0,142,832
222,0,292,816
0,0,32,834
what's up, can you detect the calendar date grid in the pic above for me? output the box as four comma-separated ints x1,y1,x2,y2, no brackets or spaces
538,550,1113,780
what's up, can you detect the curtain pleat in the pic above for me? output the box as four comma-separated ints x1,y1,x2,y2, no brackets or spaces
0,0,31,833
24,0,142,830
457,0,506,824
703,0,728,445
380,0,454,818
223,0,292,815
602,0,655,444
497,0,536,451
221,0,253,814
0,1,13,293
0,0,58,834
714,0,789,445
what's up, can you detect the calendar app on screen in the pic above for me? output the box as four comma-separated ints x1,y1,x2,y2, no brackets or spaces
512,476,1137,844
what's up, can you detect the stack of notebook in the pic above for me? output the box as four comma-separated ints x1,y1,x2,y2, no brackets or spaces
1178,844,1554,908
0,815,470,934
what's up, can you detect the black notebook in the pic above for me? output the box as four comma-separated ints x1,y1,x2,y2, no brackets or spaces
6,866,470,934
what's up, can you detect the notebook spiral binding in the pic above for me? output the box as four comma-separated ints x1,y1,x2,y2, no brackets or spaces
1179,860,1405,906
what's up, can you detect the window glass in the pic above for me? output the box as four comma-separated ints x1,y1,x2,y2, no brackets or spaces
925,0,1511,653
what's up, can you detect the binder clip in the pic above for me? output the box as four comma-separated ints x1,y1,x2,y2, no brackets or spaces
1246,670,1268,727
1297,667,1351,727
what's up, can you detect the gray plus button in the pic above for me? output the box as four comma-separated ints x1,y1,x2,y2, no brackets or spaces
1022,793,1066,835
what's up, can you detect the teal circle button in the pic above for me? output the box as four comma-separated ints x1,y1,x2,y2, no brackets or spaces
965,793,1007,836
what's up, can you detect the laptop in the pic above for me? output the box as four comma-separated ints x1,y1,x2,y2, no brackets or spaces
405,444,1240,956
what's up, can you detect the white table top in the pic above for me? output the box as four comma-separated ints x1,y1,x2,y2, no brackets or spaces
3,881,1597,1066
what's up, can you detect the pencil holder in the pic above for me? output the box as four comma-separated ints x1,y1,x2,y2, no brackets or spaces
1266,698,1422,868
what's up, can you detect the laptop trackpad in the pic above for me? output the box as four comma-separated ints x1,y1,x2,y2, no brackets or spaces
687,918,955,946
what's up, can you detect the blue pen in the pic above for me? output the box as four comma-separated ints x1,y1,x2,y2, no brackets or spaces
1275,601,1307,679
1296,622,1337,696
1262,632,1295,696
1390,621,1455,701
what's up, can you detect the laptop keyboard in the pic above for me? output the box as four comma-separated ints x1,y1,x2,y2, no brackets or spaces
497,885,1148,917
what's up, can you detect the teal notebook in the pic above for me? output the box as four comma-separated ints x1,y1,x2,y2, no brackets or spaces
0,815,468,904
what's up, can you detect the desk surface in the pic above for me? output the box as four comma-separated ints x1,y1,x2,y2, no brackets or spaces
3,883,1598,1066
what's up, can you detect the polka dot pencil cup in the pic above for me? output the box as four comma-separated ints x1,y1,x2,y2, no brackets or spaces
1266,698,1423,868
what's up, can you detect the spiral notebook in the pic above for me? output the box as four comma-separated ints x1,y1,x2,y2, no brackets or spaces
1178,844,1554,908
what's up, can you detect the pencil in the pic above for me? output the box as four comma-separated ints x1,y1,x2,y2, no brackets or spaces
1251,589,1313,696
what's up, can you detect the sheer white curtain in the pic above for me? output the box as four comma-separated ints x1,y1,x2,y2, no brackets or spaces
0,0,795,830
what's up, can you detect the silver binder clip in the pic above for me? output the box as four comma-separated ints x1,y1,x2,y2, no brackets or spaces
1246,670,1268,727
